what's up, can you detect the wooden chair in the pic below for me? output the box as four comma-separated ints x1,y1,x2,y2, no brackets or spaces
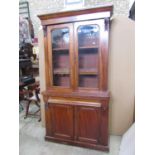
20,82,41,121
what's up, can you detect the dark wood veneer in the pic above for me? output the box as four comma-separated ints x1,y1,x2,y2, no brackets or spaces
38,5,113,19
39,5,112,151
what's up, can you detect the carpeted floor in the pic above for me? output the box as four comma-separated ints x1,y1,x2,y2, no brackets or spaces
19,102,122,155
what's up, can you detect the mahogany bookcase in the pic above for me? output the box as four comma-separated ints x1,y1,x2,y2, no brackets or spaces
38,5,113,151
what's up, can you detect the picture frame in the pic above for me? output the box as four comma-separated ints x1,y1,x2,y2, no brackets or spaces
64,0,84,8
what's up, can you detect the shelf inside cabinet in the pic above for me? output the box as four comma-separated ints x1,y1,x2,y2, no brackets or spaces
53,68,70,75
53,47,69,51
79,45,98,49
79,74,98,88
53,74,70,87
79,68,98,75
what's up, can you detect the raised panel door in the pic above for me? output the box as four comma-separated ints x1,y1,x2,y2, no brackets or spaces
75,106,101,144
47,104,74,140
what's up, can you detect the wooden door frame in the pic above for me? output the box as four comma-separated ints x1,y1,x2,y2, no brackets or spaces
46,23,74,91
73,19,107,91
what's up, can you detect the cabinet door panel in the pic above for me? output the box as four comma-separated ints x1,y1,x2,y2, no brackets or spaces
49,104,74,140
75,106,101,144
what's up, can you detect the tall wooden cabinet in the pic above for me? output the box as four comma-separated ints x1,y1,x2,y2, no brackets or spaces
38,5,113,151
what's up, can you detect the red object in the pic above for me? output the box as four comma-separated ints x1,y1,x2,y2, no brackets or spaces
32,38,38,43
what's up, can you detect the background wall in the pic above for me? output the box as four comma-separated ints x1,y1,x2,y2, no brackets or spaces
38,16,135,136
20,0,129,37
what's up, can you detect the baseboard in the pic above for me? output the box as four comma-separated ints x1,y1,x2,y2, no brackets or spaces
45,136,109,151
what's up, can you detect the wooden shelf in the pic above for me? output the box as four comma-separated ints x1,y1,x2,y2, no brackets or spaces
79,45,99,49
53,69,98,75
53,68,70,75
79,69,98,75
53,47,69,51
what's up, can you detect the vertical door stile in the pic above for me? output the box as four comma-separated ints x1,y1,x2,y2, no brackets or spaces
73,23,79,90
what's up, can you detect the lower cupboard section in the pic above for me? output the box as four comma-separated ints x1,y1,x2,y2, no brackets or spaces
45,100,109,151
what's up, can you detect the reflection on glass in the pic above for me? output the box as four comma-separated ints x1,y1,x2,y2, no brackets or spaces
51,28,70,87
78,25,99,88
78,25,99,47
52,28,69,48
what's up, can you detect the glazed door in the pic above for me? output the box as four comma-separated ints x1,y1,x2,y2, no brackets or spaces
47,24,74,90
74,19,106,90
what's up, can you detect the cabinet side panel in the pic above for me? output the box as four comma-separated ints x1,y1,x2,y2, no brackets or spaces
43,26,50,89
45,104,53,137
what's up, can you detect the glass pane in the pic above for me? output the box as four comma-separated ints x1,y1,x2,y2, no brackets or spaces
51,28,70,87
78,25,99,47
52,28,69,49
78,25,99,88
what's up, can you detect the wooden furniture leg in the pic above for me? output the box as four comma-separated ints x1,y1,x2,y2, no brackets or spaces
24,100,31,119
